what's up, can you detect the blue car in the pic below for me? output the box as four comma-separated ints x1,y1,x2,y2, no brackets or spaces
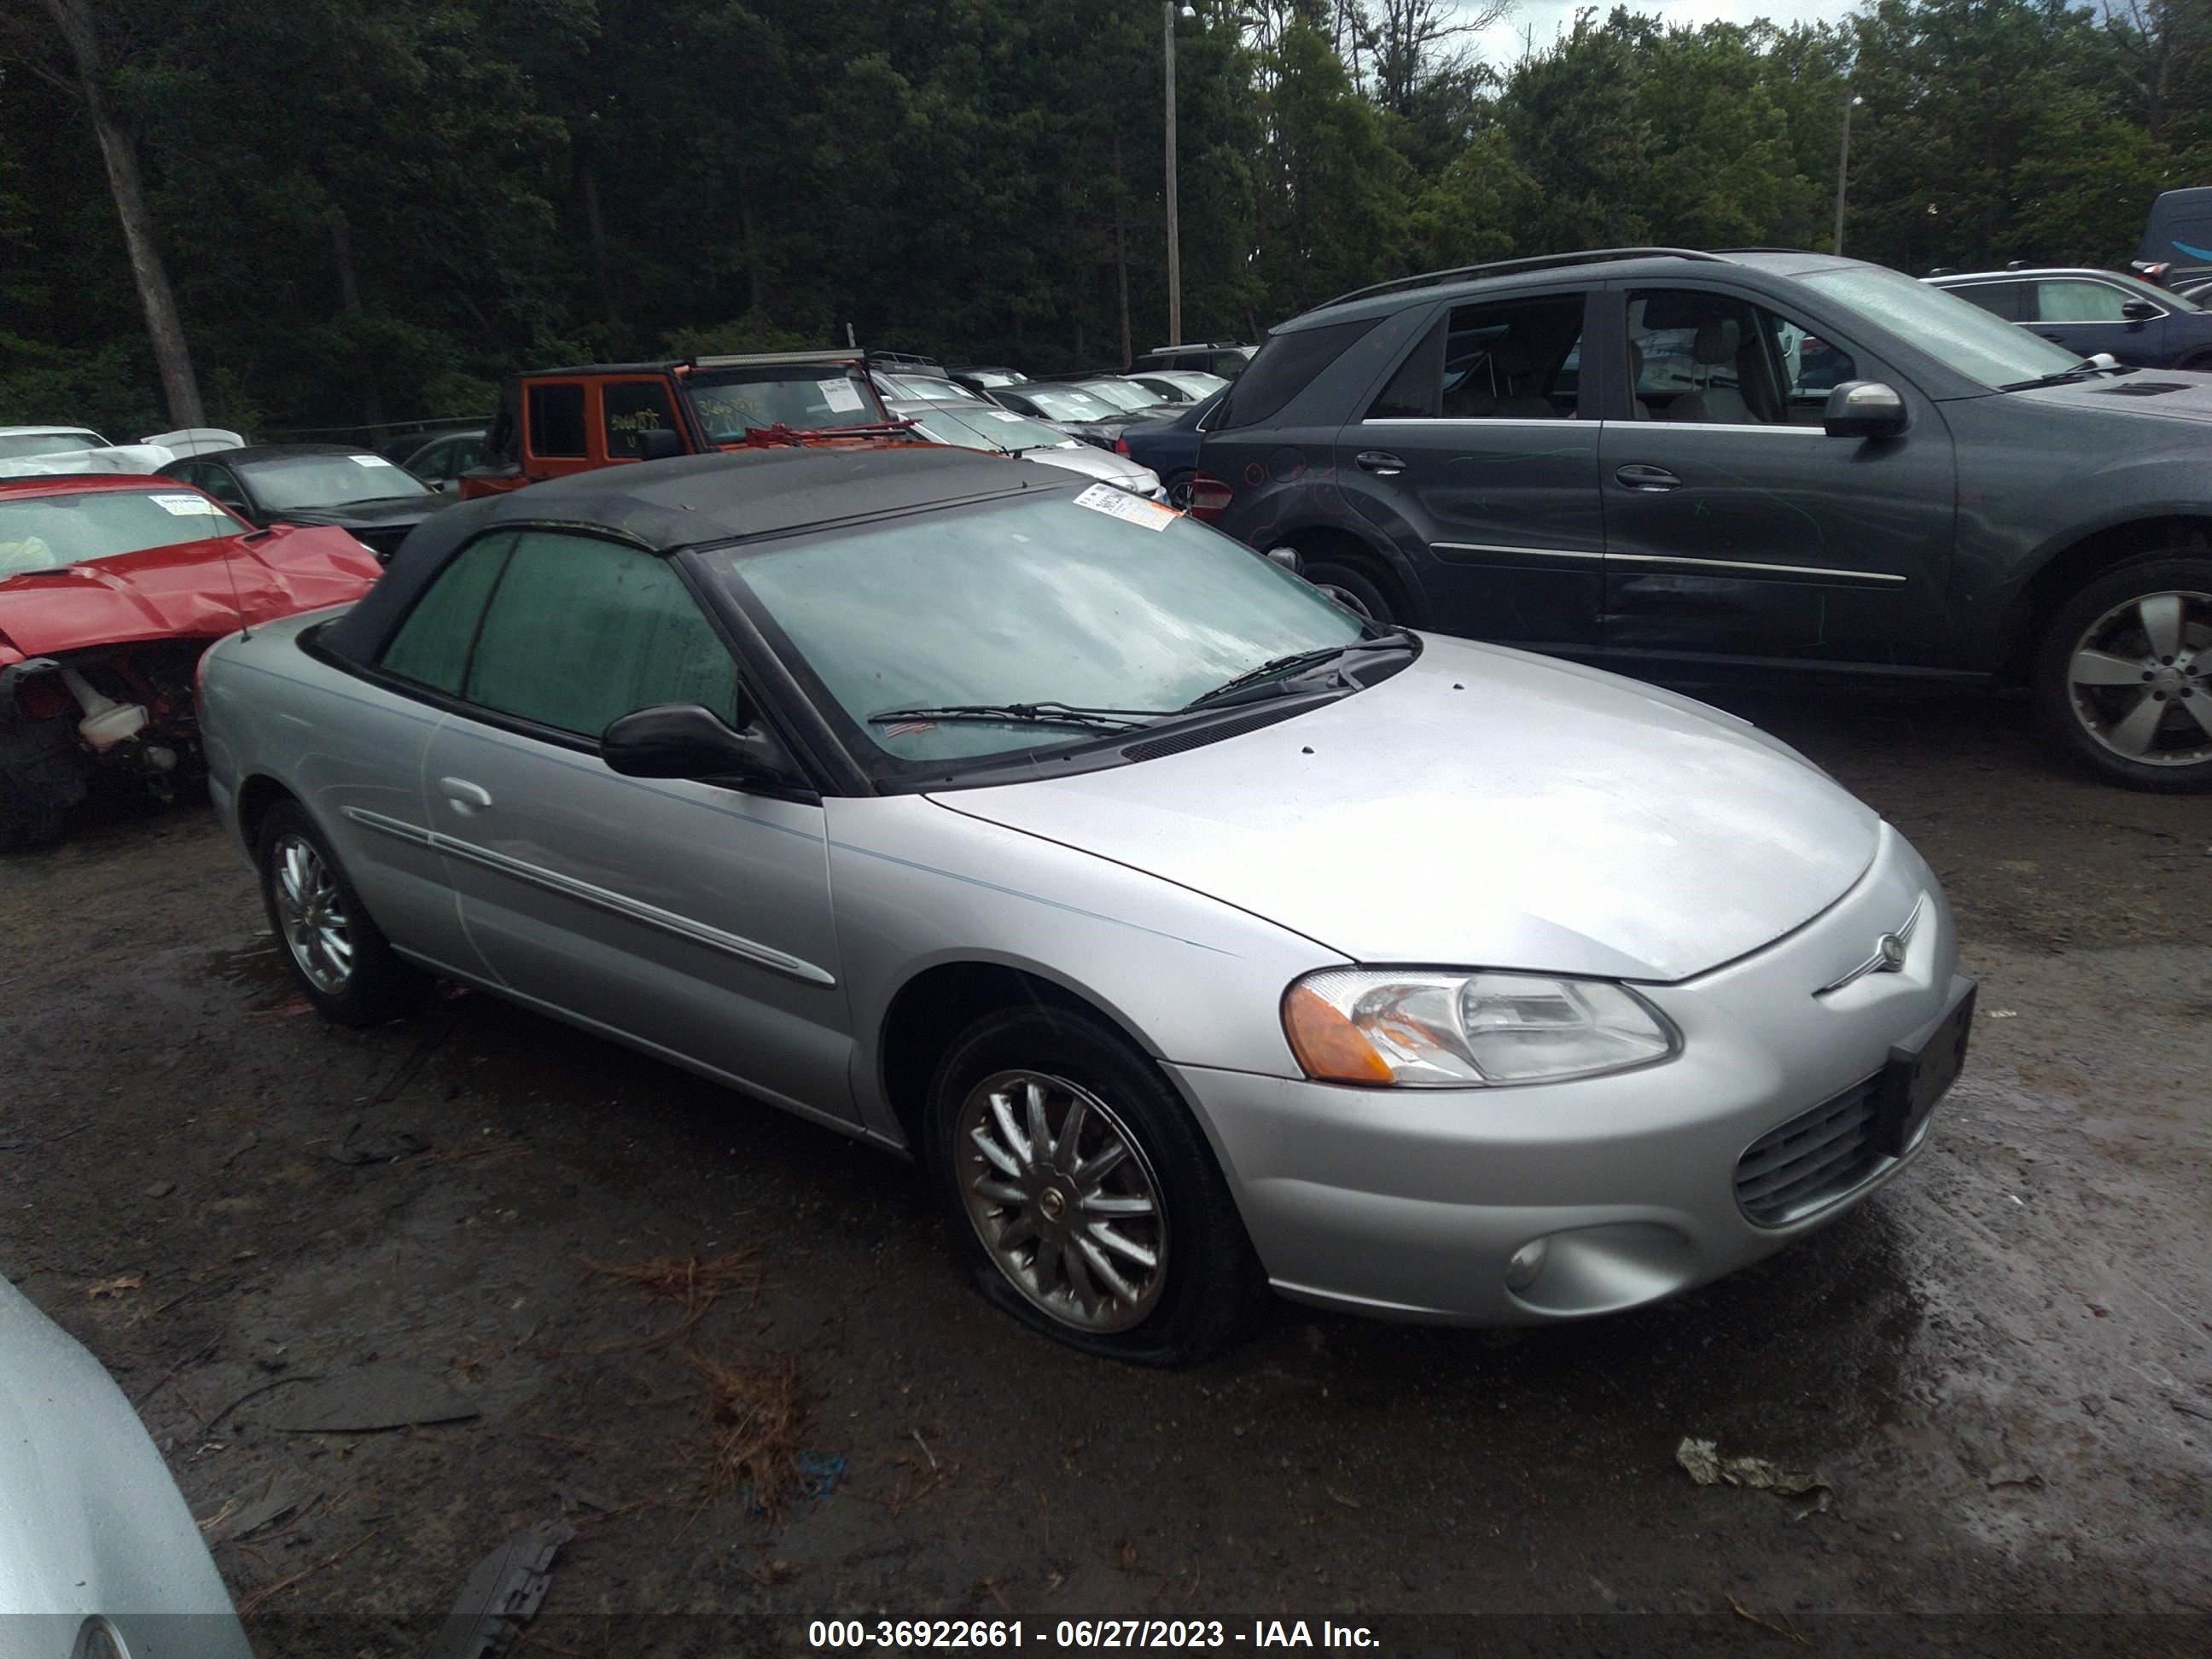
1115,388,1221,508
1926,266,2212,371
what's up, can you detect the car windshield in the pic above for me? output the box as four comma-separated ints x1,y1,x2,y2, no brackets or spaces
907,406,1074,453
242,453,433,510
1070,380,1163,413
0,487,241,573
1016,387,1121,422
0,431,108,459
1802,264,2083,387
688,364,883,439
882,374,977,404
704,492,1366,774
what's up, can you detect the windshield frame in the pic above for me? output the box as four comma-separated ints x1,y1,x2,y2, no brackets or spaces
690,489,1398,792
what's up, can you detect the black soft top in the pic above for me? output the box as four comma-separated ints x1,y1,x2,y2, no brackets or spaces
319,446,1069,667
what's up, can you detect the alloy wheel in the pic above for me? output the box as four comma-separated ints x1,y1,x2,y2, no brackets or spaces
955,1069,1168,1333
2064,588,2212,768
271,833,355,994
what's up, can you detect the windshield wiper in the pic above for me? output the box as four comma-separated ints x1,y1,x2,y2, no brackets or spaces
1182,628,1419,712
866,701,1172,734
2001,357,2120,391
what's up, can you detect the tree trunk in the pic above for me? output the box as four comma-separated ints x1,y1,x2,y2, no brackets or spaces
577,149,622,332
1112,130,1132,369
736,170,766,314
329,211,387,439
40,0,205,428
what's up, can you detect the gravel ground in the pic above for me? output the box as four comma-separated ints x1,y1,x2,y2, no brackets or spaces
2,685,2207,1656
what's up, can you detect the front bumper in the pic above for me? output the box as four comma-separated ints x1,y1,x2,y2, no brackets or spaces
1170,822,1968,1325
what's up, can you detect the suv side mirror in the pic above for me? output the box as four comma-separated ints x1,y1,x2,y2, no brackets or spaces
601,701,798,787
2121,298,2158,322
1824,381,1908,439
635,428,685,463
1265,546,1303,575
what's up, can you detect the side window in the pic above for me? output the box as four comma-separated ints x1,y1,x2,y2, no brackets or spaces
2035,280,2133,323
1952,282,2026,322
201,465,250,513
1368,295,1584,421
1628,291,1857,426
378,534,517,694
463,531,741,740
526,382,588,458
1217,316,1382,429
602,380,679,459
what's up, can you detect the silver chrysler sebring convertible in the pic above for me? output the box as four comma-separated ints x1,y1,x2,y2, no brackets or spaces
200,446,1973,1364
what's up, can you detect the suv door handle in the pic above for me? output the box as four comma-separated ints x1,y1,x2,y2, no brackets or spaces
438,777,492,813
1355,450,1406,475
1615,464,1682,492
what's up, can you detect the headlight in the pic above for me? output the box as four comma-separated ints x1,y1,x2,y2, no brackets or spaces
1283,969,1678,1087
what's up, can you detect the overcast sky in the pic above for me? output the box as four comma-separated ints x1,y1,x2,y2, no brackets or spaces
1452,0,1861,65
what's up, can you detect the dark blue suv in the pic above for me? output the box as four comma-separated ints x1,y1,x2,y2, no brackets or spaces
1927,266,2212,371
1195,247,2212,791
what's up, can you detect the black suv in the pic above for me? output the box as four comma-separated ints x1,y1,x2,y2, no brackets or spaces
1195,247,2212,790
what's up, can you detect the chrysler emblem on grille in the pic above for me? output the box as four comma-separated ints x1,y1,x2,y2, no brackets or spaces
1818,899,1924,995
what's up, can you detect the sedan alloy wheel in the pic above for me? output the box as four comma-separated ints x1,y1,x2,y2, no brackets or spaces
2064,587,2212,768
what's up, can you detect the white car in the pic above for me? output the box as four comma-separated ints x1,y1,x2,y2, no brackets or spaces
0,427,243,480
0,1275,253,1656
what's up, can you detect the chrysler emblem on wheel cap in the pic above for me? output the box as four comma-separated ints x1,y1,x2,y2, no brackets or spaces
1817,899,1925,995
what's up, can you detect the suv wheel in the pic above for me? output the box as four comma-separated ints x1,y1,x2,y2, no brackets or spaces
2035,556,2212,790
1300,556,1394,624
924,1005,1260,1365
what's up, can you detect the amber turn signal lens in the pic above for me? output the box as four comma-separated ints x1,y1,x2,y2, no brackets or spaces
1283,986,1394,1083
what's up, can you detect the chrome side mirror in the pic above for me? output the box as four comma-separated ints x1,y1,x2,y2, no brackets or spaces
1823,381,1908,439
1265,546,1303,575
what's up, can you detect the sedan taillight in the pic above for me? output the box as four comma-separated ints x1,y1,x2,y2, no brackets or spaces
1186,474,1236,521
1114,437,1132,456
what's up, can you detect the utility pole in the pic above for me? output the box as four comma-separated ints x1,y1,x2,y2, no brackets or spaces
1833,92,1863,256
1164,0,1182,347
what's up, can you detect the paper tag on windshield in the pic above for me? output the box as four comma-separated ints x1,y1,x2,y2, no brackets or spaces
1073,481,1177,530
149,492,230,516
349,454,398,467
818,378,864,413
988,410,1025,422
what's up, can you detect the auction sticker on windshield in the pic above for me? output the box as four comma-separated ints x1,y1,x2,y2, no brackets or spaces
150,494,231,516
348,455,399,468
1074,482,1176,530
818,379,864,413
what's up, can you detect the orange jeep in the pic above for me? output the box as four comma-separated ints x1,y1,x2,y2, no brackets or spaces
459,352,916,498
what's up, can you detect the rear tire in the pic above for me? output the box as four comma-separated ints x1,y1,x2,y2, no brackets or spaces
923,1004,1261,1366
1299,556,1394,624
257,800,428,1023
1163,469,1196,510
2034,555,2212,791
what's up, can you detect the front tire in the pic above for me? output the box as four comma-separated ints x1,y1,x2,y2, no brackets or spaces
2034,556,2212,791
924,1005,1260,1365
1299,556,1394,624
257,800,428,1023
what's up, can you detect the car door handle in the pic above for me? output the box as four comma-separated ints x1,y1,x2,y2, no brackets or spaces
438,777,492,813
1355,450,1406,475
1614,464,1682,492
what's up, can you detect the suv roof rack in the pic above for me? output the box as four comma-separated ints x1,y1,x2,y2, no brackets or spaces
866,351,950,376
1318,248,1734,311
685,350,863,369
1144,341,1242,352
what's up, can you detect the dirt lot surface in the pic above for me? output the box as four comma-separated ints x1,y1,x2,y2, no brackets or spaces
3,687,2208,1656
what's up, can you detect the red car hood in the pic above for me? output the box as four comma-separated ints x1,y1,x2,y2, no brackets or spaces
0,524,380,664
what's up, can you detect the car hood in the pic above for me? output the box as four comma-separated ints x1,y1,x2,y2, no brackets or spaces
1021,445,1162,495
268,493,442,532
930,637,1880,982
2008,368,2212,424
0,1277,253,1644
0,524,381,662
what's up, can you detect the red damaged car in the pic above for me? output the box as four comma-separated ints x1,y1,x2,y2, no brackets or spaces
0,474,381,850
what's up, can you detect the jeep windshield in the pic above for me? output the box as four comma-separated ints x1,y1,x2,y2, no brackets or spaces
702,491,1377,781
1800,264,2086,389
686,364,888,439
0,487,242,574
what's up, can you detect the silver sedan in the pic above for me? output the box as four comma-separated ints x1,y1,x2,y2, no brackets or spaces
199,446,1972,1365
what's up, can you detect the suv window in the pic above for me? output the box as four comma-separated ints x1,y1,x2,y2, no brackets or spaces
1627,290,1858,426
602,380,679,458
1215,317,1380,430
2035,280,2139,323
463,531,741,739
378,534,516,694
1949,282,2029,322
527,383,588,457
1370,295,1585,420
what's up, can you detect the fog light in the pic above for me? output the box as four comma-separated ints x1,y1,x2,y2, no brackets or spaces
1505,1237,1549,1291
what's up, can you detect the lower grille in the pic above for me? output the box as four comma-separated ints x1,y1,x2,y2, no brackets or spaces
1734,1075,1885,1225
